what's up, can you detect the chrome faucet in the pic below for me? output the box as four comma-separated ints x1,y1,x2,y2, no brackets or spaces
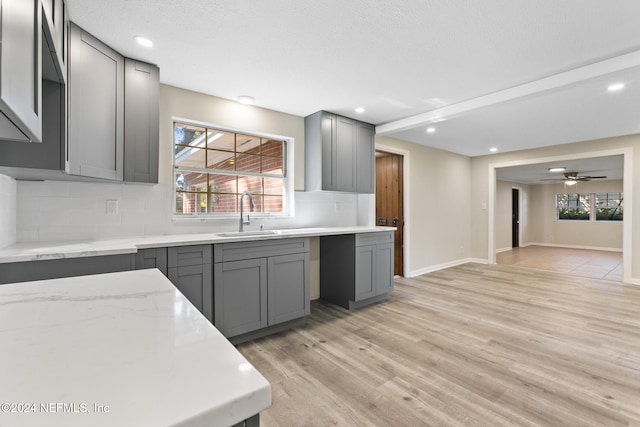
239,190,254,232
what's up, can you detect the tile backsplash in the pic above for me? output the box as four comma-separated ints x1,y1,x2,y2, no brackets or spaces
14,180,372,243
0,174,17,248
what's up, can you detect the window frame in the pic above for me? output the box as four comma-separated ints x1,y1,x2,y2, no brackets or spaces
556,192,623,222
172,117,295,220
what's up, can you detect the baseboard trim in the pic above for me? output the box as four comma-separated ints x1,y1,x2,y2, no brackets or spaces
406,257,488,278
496,247,512,253
527,243,622,253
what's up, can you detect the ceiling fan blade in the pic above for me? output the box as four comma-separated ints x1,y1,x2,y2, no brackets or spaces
588,175,607,179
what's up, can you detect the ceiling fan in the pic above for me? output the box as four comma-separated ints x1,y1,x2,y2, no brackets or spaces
541,171,607,183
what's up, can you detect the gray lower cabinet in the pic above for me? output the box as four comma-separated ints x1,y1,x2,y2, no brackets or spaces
214,238,310,342
134,247,168,276
0,254,134,284
320,232,394,309
167,245,213,323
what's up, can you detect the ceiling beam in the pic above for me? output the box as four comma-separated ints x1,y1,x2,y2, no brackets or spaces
376,50,640,135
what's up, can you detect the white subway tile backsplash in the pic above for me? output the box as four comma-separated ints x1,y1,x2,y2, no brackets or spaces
0,174,17,248
13,181,365,243
38,225,98,242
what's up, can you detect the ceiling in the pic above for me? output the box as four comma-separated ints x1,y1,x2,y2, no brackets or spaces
495,155,623,185
66,0,640,160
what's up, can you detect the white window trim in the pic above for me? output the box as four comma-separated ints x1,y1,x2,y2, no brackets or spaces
555,192,623,222
171,117,295,221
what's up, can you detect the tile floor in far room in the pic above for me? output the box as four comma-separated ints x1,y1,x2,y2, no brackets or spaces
496,245,623,281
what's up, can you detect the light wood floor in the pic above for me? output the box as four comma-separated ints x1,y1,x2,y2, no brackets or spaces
237,263,640,426
497,245,623,281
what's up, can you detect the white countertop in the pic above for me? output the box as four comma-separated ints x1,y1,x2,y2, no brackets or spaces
0,269,271,427
0,226,396,264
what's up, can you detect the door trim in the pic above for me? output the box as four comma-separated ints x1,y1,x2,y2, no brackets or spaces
488,147,633,284
375,143,410,276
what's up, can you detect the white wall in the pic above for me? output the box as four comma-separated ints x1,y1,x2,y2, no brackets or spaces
528,180,623,250
0,174,17,248
13,85,367,242
375,136,472,276
470,134,637,282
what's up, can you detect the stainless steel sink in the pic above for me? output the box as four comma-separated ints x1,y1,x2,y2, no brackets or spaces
215,230,279,237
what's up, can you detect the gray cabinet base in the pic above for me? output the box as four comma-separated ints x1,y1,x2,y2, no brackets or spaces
347,293,389,310
231,413,260,427
228,317,306,345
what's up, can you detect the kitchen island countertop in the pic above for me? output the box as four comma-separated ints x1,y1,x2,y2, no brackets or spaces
0,269,271,427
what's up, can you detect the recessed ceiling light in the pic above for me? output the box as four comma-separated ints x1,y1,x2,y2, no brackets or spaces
134,36,153,47
355,107,365,114
489,147,498,152
548,167,566,172
426,127,436,134
607,83,625,92
236,95,255,105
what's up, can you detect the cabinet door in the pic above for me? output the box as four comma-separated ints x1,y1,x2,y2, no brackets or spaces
68,23,124,180
267,253,310,325
168,263,213,322
124,59,159,183
356,121,375,193
335,116,357,192
135,248,168,276
167,245,213,322
0,0,42,142
214,259,268,338
42,0,68,83
375,242,394,295
321,112,337,191
355,245,375,301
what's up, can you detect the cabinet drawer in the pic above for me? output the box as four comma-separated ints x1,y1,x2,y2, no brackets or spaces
355,231,393,247
168,245,212,268
214,238,309,263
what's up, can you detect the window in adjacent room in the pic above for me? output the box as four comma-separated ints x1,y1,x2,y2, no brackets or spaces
556,192,622,221
173,121,291,216
595,192,623,221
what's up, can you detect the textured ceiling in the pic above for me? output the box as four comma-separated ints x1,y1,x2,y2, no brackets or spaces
66,0,640,159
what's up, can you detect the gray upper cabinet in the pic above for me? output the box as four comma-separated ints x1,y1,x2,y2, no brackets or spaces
124,59,160,183
68,23,124,180
0,0,42,143
304,111,375,193
42,0,68,83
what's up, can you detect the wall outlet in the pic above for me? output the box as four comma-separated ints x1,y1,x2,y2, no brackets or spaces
106,199,119,215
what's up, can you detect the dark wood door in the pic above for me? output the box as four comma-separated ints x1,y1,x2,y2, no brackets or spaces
375,151,404,276
512,188,520,248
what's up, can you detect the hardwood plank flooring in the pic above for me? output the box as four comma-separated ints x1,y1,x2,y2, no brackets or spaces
237,263,640,426
497,246,623,281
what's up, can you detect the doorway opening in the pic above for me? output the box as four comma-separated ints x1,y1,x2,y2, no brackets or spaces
376,150,404,277
512,188,520,248
488,148,632,283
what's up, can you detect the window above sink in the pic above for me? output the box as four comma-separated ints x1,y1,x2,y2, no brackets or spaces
173,119,294,219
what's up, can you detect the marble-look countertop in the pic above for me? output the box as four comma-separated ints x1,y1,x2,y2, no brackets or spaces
0,269,271,427
0,226,396,264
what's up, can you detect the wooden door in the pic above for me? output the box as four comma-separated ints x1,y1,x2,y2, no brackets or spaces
375,151,404,276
